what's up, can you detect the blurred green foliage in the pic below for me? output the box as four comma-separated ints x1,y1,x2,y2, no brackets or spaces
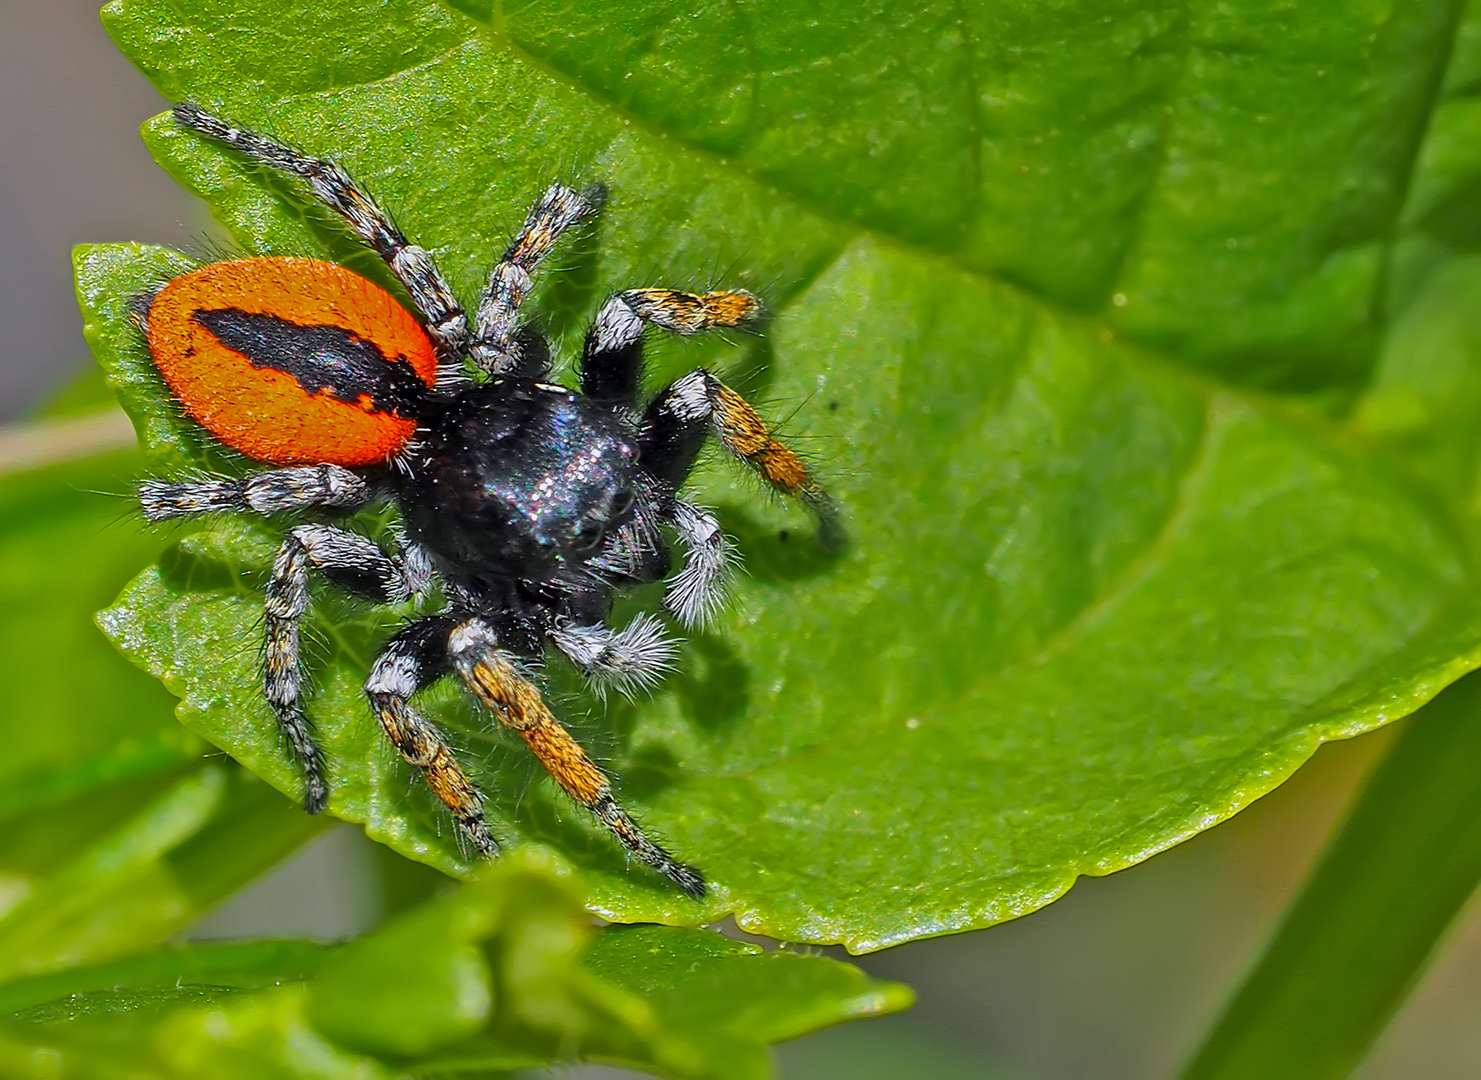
0,851,905,1078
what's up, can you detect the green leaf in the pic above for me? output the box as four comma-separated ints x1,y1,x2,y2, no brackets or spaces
1182,670,1481,1080
308,883,496,1056
586,925,912,1077
0,450,191,823
83,0,1481,952
0,852,907,1079
0,763,325,982
1351,0,1481,509
0,940,333,1017
0,444,313,982
0,983,394,1080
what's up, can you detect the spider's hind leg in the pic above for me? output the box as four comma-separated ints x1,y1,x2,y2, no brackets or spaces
264,523,429,814
172,103,468,371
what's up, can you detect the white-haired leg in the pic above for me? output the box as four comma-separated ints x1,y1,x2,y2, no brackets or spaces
139,464,369,521
469,183,603,376
665,501,732,628
548,613,677,698
263,524,427,814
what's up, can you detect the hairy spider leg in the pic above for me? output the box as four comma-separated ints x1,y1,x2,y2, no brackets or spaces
577,286,821,622
173,103,469,372
139,464,371,521
578,287,761,404
645,368,839,536
365,616,497,856
470,184,604,376
265,524,430,813
447,618,706,898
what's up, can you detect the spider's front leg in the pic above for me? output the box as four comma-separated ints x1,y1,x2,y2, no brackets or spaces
365,616,496,856
644,366,837,529
578,287,762,406
264,523,431,813
586,289,832,522
448,616,706,898
578,286,838,622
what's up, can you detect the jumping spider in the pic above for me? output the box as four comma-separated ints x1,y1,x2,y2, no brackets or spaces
134,104,836,897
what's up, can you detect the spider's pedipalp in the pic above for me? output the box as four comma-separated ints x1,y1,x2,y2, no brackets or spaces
664,501,731,628
449,617,706,898
470,183,602,376
549,612,678,698
173,103,469,372
392,529,437,604
366,616,496,857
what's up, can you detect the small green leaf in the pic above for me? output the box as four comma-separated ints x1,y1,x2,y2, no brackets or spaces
84,0,1481,954
0,940,332,1018
587,925,913,1076
308,885,495,1055
1182,670,1481,1080
154,987,395,1080
0,445,329,993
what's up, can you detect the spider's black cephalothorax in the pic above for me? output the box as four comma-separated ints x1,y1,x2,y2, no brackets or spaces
136,104,837,898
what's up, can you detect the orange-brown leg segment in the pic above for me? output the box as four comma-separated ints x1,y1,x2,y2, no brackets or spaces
580,287,764,404
447,618,706,898
584,285,836,527
621,287,762,334
365,617,496,857
708,377,834,514
642,364,839,543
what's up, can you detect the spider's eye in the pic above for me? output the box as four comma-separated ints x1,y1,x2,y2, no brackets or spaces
612,488,635,517
573,519,605,551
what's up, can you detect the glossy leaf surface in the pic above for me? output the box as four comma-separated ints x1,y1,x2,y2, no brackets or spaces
1181,6,1481,1072
84,0,1481,951
0,450,188,822
0,448,324,979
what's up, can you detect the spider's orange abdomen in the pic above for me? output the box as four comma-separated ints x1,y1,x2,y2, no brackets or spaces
146,257,437,467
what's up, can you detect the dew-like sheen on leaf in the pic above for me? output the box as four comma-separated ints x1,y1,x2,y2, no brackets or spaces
84,0,1481,951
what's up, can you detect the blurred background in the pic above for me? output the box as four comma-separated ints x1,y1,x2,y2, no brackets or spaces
6,3,1481,1077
